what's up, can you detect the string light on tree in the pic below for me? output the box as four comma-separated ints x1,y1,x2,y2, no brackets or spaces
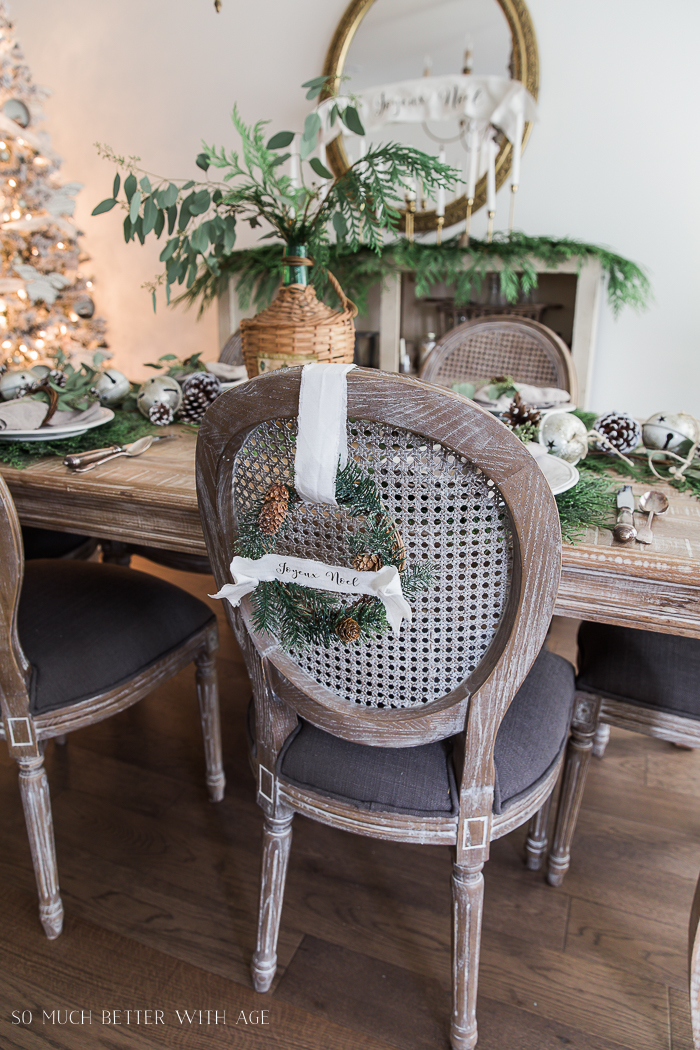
0,1,109,371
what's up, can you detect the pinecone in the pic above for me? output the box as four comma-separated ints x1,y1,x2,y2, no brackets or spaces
336,617,361,643
178,371,222,425
258,482,289,535
148,401,174,426
593,411,642,454
503,391,542,429
353,552,382,572
49,369,67,388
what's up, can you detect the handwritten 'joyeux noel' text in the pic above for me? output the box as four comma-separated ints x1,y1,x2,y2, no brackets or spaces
275,561,360,589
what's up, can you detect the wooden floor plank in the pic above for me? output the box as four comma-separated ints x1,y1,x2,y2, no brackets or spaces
2,566,699,1050
565,897,688,991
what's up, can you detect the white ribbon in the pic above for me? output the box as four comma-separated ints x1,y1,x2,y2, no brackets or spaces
317,75,537,147
294,362,356,505
211,553,412,636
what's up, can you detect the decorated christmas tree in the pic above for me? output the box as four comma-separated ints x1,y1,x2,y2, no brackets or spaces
0,2,107,373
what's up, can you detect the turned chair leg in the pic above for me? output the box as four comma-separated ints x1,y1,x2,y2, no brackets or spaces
100,539,132,566
547,694,601,887
194,634,225,803
17,753,64,939
450,860,485,1050
524,793,553,871
252,808,294,993
592,722,610,758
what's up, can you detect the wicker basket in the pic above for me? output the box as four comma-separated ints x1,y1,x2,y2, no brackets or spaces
241,270,358,378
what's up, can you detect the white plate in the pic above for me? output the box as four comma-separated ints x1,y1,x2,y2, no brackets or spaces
537,453,579,496
0,407,115,442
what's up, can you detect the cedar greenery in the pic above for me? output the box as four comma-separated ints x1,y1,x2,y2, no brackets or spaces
237,461,434,649
93,78,459,309
554,468,617,544
0,411,154,470
179,234,651,320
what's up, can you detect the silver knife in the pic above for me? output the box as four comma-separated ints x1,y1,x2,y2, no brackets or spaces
613,485,637,542
63,434,172,471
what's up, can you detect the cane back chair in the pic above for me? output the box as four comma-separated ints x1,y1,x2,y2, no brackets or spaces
196,368,574,1050
420,316,578,403
0,473,225,939
690,870,700,1048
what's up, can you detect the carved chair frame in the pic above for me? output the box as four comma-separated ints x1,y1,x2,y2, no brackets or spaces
197,368,563,1050
0,473,225,940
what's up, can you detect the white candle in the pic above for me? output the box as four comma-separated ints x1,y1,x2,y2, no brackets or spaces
289,134,300,190
436,147,446,217
466,124,479,200
486,132,496,213
510,111,524,188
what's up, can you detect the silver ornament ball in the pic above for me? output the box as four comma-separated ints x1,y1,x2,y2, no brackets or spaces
539,410,588,465
136,375,182,419
94,368,131,406
642,412,700,452
0,369,36,400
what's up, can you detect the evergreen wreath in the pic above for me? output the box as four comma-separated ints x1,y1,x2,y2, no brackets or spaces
237,460,434,650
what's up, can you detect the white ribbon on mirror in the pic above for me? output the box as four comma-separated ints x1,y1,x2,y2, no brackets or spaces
317,75,536,148
211,554,412,636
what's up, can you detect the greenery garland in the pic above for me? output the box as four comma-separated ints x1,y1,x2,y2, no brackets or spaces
238,461,434,650
0,411,155,470
179,233,650,320
555,468,616,544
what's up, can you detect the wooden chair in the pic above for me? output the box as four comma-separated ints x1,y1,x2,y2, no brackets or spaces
420,316,578,402
547,623,700,886
0,473,225,939
690,872,700,1048
196,368,575,1050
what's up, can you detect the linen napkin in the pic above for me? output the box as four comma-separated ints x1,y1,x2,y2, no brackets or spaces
471,382,571,411
0,398,105,432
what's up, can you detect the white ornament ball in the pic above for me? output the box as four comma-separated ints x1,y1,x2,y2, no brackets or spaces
30,364,51,380
642,412,700,452
0,369,36,400
539,411,589,465
136,375,182,419
94,368,131,405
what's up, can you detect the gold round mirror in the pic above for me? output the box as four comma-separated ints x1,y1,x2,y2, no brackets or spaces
322,0,539,234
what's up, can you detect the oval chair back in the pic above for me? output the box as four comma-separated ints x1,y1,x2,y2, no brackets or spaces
196,367,563,1049
420,316,578,403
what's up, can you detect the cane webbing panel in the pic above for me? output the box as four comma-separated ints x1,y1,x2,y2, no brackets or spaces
232,419,513,710
429,323,567,391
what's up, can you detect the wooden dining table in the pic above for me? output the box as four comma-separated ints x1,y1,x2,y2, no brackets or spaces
3,425,700,639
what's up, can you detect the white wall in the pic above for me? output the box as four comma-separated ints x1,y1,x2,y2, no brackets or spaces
12,0,700,413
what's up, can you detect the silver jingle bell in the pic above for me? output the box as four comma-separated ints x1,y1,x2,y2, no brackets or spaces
94,368,131,406
0,369,36,400
642,412,700,452
136,375,182,419
539,410,588,465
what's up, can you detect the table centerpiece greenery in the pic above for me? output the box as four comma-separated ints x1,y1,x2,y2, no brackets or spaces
92,76,460,310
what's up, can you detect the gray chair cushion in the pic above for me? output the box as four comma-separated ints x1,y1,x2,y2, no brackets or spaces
492,648,575,813
577,621,700,718
276,647,575,817
18,560,215,714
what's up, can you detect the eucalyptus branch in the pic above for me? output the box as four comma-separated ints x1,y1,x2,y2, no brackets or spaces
93,78,460,308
